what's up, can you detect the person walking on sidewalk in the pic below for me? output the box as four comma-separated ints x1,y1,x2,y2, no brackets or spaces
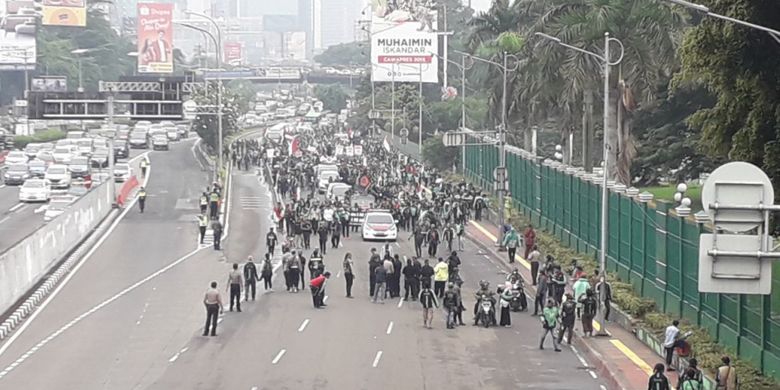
527,245,541,285
677,358,703,390
243,256,260,301
226,263,243,312
573,274,590,318
715,356,738,390
343,252,355,298
502,226,520,263
203,281,223,336
266,228,278,255
539,299,561,352
663,320,683,370
208,189,220,220
522,224,536,259
558,292,576,345
648,363,671,390
433,257,449,298
595,275,613,321
419,285,439,329
426,226,440,257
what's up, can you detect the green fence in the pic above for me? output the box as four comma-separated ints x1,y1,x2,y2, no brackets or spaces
464,142,780,380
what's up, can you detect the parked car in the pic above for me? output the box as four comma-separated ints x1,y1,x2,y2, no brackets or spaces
68,179,90,197
166,129,180,141
45,164,72,189
129,132,148,149
5,150,28,165
113,163,132,182
361,210,398,241
151,135,169,151
68,156,91,178
18,178,51,203
44,196,76,221
53,145,77,164
91,148,110,168
4,163,30,185
24,143,42,159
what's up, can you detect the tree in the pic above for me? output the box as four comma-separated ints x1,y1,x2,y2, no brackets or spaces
191,83,247,152
422,136,459,171
314,84,349,112
314,41,368,67
676,0,780,194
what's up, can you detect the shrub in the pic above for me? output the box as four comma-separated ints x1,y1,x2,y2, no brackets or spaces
13,129,66,148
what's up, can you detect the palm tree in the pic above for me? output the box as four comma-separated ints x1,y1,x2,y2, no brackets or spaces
518,0,684,184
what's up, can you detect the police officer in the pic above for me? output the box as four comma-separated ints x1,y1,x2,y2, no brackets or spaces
199,192,209,214
197,213,209,244
243,256,260,301
209,190,220,220
140,157,149,177
138,187,147,213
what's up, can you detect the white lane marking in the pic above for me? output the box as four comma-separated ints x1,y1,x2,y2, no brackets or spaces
570,345,589,368
372,351,383,368
0,185,5,189
386,321,393,335
600,386,607,390
298,319,310,332
393,242,400,247
9,203,24,212
0,168,153,362
168,353,180,363
589,371,597,379
272,349,286,364
323,295,329,303
251,387,258,390
0,245,204,377
0,216,10,225
336,270,341,278
397,298,404,308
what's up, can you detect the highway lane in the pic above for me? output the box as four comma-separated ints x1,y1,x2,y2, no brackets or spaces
0,138,217,389
0,148,148,252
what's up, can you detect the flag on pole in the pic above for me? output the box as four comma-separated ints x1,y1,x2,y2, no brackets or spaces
383,136,391,152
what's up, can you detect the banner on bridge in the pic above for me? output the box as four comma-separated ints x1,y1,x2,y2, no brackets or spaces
370,0,438,83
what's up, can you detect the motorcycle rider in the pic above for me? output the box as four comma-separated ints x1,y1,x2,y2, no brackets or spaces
507,268,523,285
473,280,497,326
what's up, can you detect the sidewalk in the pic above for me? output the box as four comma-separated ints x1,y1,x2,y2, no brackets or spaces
465,218,660,390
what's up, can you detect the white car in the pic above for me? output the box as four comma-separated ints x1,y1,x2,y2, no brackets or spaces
114,163,132,182
18,178,51,203
317,170,340,193
45,164,72,189
5,150,28,165
361,210,398,241
326,182,351,201
52,146,77,164
44,196,75,221
152,135,169,150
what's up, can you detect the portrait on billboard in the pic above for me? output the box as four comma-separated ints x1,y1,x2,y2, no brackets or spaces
137,3,174,73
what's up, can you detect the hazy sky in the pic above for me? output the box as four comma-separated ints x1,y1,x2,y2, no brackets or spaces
470,0,491,13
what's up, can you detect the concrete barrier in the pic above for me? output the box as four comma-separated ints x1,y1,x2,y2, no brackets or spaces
0,180,113,315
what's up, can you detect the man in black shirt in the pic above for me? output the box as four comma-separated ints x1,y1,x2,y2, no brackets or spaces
243,256,260,301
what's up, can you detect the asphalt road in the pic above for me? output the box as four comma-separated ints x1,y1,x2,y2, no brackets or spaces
0,148,147,252
0,140,609,390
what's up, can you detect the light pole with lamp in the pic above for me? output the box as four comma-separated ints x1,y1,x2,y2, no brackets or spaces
185,11,223,65
71,48,92,93
430,51,473,173
176,22,224,179
664,0,780,43
535,31,624,336
452,49,519,248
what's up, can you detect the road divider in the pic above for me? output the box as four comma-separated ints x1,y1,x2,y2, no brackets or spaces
116,176,140,208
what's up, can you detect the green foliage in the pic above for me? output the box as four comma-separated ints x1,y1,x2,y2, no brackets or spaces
676,0,780,198
191,83,247,153
421,136,459,171
314,41,368,67
314,84,349,112
37,9,135,92
13,129,66,148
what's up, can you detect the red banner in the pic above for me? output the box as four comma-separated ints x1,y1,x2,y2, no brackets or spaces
224,41,242,64
137,3,174,74
116,176,139,207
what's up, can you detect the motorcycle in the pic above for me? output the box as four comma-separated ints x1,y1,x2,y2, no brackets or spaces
509,281,527,312
479,299,494,328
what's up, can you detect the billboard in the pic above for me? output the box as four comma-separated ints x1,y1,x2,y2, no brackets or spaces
137,3,174,74
31,77,68,92
370,0,438,83
224,41,243,64
41,0,86,27
0,0,37,70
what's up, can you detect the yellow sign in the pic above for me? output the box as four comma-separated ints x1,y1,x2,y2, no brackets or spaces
42,0,87,27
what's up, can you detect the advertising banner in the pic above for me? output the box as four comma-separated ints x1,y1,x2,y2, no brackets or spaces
137,3,174,74
224,41,242,64
31,77,68,92
370,0,438,83
42,0,87,27
0,0,37,70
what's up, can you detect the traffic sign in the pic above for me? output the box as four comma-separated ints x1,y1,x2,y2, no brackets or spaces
698,233,773,294
701,161,774,232
399,128,409,137
368,110,380,120
493,167,507,183
443,131,466,147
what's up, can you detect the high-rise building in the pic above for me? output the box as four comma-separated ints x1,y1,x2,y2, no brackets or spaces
319,0,363,49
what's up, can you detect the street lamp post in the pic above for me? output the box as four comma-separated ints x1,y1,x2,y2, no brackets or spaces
176,22,223,180
431,52,472,173
665,0,780,43
71,48,92,93
535,31,624,336
453,49,519,247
